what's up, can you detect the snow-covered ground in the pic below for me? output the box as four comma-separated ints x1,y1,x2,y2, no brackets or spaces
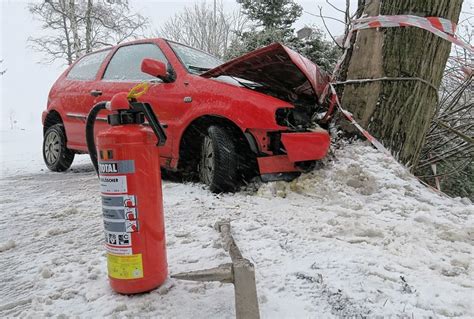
0,128,472,318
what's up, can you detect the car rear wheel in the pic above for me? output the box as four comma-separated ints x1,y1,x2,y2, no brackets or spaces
199,125,240,193
43,124,75,172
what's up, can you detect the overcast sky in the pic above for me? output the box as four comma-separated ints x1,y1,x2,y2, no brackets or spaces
0,0,355,131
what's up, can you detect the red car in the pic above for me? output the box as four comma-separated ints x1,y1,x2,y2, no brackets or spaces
42,38,331,192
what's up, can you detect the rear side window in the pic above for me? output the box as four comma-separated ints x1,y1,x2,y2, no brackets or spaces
67,50,110,80
103,43,168,81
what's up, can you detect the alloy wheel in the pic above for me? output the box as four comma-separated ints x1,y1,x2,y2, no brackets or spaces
201,136,214,184
44,130,61,165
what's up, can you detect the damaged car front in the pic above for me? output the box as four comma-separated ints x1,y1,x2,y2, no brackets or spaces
201,43,332,181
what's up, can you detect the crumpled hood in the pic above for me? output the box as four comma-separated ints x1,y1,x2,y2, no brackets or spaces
201,43,330,104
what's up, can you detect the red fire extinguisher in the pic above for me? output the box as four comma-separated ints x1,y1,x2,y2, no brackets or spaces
85,83,168,294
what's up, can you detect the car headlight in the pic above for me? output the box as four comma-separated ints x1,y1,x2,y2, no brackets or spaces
275,107,311,129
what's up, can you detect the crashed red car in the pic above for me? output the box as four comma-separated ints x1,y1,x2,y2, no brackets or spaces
42,38,331,192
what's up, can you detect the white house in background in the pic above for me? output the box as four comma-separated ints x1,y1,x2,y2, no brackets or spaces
297,26,314,40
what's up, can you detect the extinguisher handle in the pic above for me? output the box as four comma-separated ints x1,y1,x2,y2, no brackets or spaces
131,102,167,146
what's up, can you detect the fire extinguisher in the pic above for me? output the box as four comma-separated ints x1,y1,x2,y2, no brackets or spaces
85,83,168,294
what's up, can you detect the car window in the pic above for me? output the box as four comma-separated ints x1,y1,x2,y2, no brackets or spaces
168,41,223,74
103,43,168,81
67,49,110,81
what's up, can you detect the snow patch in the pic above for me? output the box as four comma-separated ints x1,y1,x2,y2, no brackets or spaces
0,240,16,252
40,267,53,279
1,133,473,318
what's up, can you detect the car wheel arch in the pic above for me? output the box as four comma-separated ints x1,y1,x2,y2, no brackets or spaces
177,115,256,172
43,110,64,135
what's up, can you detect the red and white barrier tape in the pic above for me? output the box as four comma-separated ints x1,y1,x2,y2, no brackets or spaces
318,14,471,196
325,14,472,152
328,84,391,156
329,83,449,196
350,15,473,52
332,14,473,80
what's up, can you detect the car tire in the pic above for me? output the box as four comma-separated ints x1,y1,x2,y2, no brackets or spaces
199,125,240,193
43,124,75,172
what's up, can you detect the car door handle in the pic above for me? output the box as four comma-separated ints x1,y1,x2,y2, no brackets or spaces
90,90,102,97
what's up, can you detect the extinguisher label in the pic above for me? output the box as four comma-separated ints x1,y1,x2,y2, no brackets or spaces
105,246,132,255
102,195,136,208
104,220,127,232
107,253,143,279
125,207,137,220
103,207,126,220
100,175,127,193
99,162,118,174
104,230,132,246
98,160,135,174
125,220,139,232
104,219,139,233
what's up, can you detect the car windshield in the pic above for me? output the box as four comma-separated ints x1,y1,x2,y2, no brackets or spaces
168,41,223,74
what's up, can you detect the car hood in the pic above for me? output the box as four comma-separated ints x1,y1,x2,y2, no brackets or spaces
201,43,330,105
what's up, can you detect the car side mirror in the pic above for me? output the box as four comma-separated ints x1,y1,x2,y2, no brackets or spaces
141,58,170,82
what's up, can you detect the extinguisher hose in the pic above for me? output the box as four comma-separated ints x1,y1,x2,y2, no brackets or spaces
86,102,107,177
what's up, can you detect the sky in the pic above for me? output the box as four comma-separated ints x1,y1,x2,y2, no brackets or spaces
0,0,354,132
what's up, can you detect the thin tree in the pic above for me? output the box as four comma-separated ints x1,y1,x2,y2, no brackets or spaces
9,110,17,130
29,0,148,65
415,17,473,197
0,60,5,76
337,0,464,170
158,1,247,59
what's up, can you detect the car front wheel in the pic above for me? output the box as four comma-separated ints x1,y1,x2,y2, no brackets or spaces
199,125,240,193
43,124,75,172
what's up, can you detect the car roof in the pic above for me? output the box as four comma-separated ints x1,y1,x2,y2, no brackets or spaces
77,38,165,60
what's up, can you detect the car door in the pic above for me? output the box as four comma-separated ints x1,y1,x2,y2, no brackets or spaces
60,49,111,150
95,43,183,161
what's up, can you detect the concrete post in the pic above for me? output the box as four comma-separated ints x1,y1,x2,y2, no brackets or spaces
233,259,260,319
171,220,260,319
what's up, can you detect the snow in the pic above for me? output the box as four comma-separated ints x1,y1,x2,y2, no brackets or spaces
0,128,473,318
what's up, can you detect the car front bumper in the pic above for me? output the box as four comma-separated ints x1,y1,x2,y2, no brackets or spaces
257,130,330,175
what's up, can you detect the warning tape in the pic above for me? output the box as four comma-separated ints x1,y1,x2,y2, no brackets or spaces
319,14,471,196
328,84,391,156
325,14,472,150
328,83,450,196
350,15,473,53
333,15,473,81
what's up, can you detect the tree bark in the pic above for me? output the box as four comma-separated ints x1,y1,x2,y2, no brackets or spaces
85,0,93,53
68,0,81,60
58,0,73,65
340,0,463,169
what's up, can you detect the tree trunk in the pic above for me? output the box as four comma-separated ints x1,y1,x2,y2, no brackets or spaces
85,0,93,53
68,0,81,59
340,0,463,169
58,0,73,65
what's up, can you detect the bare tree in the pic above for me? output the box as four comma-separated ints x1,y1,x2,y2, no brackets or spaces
415,17,473,197
29,0,149,65
0,60,5,75
158,1,247,58
9,110,17,130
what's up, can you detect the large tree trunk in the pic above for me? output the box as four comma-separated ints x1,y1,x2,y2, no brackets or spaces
340,0,463,169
